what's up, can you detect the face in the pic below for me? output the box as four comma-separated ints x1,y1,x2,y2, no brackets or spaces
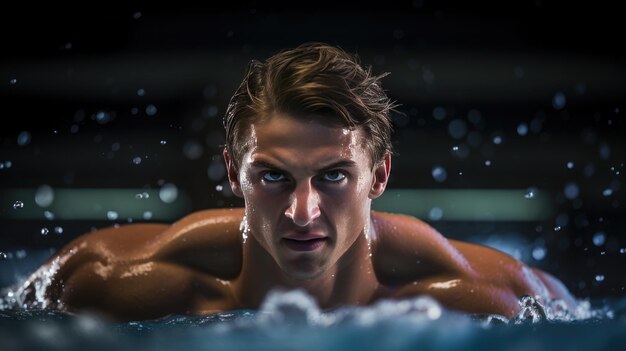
224,112,390,280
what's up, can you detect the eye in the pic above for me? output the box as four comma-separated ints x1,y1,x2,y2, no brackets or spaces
322,170,346,182
262,171,286,182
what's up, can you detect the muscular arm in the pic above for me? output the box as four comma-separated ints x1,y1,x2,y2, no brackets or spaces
29,209,244,321
372,211,577,318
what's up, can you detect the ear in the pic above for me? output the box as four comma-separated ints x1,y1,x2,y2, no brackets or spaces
223,148,244,198
369,152,391,199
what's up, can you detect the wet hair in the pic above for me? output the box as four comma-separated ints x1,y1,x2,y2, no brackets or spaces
223,42,397,168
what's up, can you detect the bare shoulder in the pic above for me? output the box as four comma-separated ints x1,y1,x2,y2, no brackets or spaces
39,208,245,320
371,211,577,316
370,211,471,284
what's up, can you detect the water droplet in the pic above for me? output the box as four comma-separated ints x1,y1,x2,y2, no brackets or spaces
9,78,17,85
492,135,502,145
592,232,606,246
160,140,167,145
41,228,49,235
517,123,528,136
428,207,443,221
431,166,447,183
432,106,446,120
137,88,145,96
0,252,7,260
620,248,626,254
564,182,579,200
132,156,142,165
595,275,605,282
183,140,204,160
35,184,55,207
532,246,546,261
95,111,112,124
133,11,142,19
485,160,492,166
143,211,153,220
17,131,31,146
554,226,562,232
552,92,567,110
107,211,119,220
448,119,467,139
54,226,63,235
216,185,223,191
159,183,178,203
13,201,24,209
524,187,537,199
145,104,158,116
452,146,459,151
566,161,574,169
602,188,613,197
44,210,55,220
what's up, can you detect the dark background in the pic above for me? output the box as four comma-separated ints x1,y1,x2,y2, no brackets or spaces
1,2,624,300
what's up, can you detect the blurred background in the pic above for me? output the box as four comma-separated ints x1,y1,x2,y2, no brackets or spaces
1,2,624,300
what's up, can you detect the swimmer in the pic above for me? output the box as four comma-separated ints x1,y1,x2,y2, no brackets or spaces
25,42,577,321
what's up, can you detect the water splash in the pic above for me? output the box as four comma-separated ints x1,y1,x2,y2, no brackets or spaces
0,257,61,310
478,295,611,326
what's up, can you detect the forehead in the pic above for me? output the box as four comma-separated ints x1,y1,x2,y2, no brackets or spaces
244,112,369,167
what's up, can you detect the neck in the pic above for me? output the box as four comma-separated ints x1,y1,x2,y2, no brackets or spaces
233,219,379,309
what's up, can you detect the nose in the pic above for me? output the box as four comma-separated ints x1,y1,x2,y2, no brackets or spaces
284,181,321,227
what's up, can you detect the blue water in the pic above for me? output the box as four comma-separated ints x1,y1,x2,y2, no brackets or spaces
1,289,624,351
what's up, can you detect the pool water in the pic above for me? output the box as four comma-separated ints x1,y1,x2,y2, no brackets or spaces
1,289,624,351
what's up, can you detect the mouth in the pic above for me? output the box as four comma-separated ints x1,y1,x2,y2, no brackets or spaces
281,237,329,252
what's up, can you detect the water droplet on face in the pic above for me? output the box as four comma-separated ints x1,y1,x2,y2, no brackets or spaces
41,228,49,235
107,211,119,220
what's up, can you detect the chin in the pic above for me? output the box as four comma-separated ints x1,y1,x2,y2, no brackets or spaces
280,260,329,281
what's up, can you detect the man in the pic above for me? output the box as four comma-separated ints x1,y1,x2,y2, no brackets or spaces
22,42,577,321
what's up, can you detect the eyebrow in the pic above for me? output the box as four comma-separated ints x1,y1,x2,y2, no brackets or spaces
250,159,358,173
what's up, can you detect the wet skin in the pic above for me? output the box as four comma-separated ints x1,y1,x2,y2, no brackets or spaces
33,113,577,321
